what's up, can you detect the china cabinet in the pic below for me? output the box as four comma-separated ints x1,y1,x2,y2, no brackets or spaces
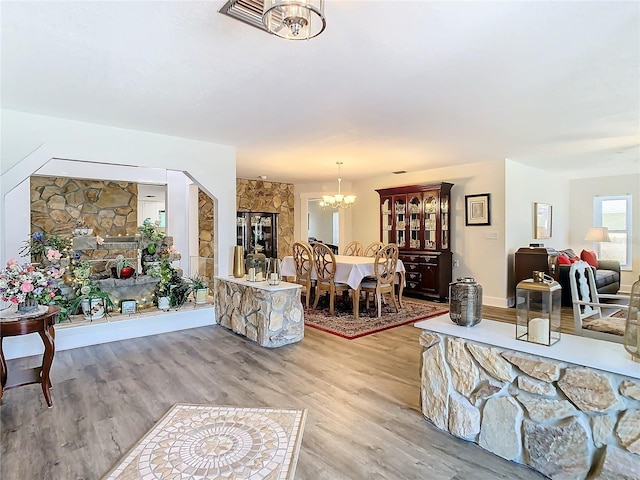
236,212,278,259
376,183,453,301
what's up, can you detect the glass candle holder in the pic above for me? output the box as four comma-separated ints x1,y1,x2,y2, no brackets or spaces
266,258,282,285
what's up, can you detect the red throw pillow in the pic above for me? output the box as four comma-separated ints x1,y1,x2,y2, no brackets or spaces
570,256,580,263
558,253,571,265
581,250,598,268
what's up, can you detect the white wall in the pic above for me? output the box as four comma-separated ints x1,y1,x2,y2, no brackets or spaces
0,110,236,276
349,160,509,307
504,160,571,303
569,173,640,291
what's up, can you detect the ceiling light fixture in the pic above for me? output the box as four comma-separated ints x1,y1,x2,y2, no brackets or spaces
262,0,326,40
321,162,356,209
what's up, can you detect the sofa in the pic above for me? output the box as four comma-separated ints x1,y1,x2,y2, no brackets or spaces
557,249,621,306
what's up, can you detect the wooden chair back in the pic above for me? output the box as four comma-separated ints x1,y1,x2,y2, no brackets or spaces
292,242,313,281
373,243,399,286
569,260,628,343
312,243,337,284
364,241,384,257
292,241,314,308
343,240,363,256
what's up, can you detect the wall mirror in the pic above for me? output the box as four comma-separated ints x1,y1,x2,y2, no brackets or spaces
534,202,553,239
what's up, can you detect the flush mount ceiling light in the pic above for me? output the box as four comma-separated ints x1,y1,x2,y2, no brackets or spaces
321,161,356,209
263,0,326,40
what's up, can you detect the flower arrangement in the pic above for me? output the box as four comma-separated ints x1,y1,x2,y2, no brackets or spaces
0,258,64,306
18,231,72,264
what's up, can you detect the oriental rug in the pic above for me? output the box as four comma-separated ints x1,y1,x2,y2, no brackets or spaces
102,404,307,480
304,297,449,339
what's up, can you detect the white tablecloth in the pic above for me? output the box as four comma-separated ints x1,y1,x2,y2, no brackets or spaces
281,254,405,290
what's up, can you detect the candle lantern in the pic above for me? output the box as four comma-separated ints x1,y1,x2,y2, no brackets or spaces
245,253,266,282
623,275,640,363
516,271,561,346
266,258,282,286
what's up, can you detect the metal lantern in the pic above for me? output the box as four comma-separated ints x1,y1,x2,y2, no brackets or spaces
245,253,266,282
516,271,561,346
623,275,640,363
449,277,483,327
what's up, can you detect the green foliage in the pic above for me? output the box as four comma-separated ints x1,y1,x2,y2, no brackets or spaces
188,273,208,290
68,283,115,316
138,218,164,255
152,257,191,308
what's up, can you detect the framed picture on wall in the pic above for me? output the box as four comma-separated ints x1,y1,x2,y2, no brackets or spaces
534,202,552,239
465,193,491,226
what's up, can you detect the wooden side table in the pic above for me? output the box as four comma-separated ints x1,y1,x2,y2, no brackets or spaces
0,305,59,408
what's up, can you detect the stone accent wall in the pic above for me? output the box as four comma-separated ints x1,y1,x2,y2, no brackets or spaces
236,179,294,259
214,278,303,348
198,189,214,280
420,331,640,480
30,176,138,237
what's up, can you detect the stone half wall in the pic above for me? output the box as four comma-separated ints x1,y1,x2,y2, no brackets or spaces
214,278,303,348
236,179,294,259
31,176,138,237
419,331,640,480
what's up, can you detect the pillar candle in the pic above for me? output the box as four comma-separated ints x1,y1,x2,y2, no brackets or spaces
529,317,550,344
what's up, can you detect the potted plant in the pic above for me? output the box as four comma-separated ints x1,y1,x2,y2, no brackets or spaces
68,282,115,321
189,273,209,304
0,259,64,313
138,219,165,273
107,254,136,279
152,257,191,310
68,259,114,320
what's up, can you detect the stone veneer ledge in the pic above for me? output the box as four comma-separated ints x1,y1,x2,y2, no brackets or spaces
416,315,640,480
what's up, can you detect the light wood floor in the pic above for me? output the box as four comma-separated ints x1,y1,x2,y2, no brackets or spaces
0,306,548,480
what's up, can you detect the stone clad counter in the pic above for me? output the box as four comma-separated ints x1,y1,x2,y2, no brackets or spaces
415,315,640,480
214,277,303,348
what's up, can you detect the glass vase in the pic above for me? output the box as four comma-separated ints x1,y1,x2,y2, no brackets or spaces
17,297,39,314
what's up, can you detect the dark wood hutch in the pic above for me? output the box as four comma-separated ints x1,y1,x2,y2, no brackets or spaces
376,182,453,301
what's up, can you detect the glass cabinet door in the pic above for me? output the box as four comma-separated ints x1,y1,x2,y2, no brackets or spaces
423,193,438,250
441,195,449,250
381,197,393,244
250,213,275,258
394,196,407,248
408,195,421,249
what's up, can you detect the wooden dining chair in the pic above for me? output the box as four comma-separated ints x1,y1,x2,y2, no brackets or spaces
360,244,400,318
569,260,629,343
343,240,363,256
363,241,384,257
312,243,358,317
292,241,315,308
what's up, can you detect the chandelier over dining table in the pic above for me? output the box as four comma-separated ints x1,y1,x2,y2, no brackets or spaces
321,161,356,209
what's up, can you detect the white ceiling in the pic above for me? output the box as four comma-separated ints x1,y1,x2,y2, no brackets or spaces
2,1,638,183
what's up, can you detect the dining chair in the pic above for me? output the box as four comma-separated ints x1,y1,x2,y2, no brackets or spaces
360,243,400,318
312,243,358,317
343,240,363,256
363,241,384,257
292,241,315,308
569,260,629,343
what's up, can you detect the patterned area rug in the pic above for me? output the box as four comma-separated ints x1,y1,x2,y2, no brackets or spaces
102,404,307,480
305,297,449,339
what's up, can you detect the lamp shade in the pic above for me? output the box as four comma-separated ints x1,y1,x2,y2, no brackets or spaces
263,0,326,40
585,227,611,242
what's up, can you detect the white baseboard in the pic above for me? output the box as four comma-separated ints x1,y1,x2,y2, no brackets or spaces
3,306,216,360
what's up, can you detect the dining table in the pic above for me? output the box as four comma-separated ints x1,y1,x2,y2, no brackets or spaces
281,254,406,309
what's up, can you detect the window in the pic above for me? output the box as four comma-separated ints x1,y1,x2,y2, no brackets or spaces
593,195,632,268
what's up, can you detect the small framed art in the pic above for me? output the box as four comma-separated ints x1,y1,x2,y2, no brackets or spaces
534,203,552,239
465,193,491,226
120,299,138,315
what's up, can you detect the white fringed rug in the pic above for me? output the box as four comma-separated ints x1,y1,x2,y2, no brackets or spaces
102,404,307,480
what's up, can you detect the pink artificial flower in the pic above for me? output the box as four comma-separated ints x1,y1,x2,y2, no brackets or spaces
168,245,178,254
96,236,104,245
6,258,18,266
46,249,62,261
20,281,34,293
10,297,18,304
